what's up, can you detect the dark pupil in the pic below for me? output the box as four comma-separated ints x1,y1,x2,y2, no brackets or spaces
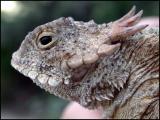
40,36,52,45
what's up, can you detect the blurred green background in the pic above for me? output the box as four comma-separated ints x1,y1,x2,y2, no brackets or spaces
1,1,159,119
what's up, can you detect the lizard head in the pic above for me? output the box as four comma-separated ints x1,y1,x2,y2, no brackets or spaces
11,6,148,109
11,17,119,107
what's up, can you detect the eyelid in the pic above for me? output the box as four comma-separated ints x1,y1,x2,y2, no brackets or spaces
37,31,57,50
37,31,54,40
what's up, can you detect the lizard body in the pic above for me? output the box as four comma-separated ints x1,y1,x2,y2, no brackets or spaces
11,6,159,119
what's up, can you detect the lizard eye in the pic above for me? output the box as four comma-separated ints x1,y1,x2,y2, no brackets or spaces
40,36,52,45
37,31,58,50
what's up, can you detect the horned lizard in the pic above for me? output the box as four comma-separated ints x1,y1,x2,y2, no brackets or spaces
11,6,159,119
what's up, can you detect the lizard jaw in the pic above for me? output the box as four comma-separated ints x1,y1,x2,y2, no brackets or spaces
60,42,121,85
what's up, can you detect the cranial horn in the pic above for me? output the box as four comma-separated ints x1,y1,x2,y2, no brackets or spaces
109,6,148,42
119,10,143,27
117,5,136,22
83,52,99,64
124,24,148,36
97,43,121,56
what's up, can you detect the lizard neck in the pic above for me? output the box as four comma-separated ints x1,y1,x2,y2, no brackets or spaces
103,27,159,118
77,42,132,109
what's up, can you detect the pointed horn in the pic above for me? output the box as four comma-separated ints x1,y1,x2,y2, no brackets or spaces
83,53,99,64
118,81,124,89
100,94,111,100
107,90,114,98
117,5,136,22
95,94,103,101
97,43,121,56
125,24,148,36
120,10,143,27
67,54,83,69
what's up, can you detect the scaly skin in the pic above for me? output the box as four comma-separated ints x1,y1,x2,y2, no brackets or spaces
11,6,159,119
